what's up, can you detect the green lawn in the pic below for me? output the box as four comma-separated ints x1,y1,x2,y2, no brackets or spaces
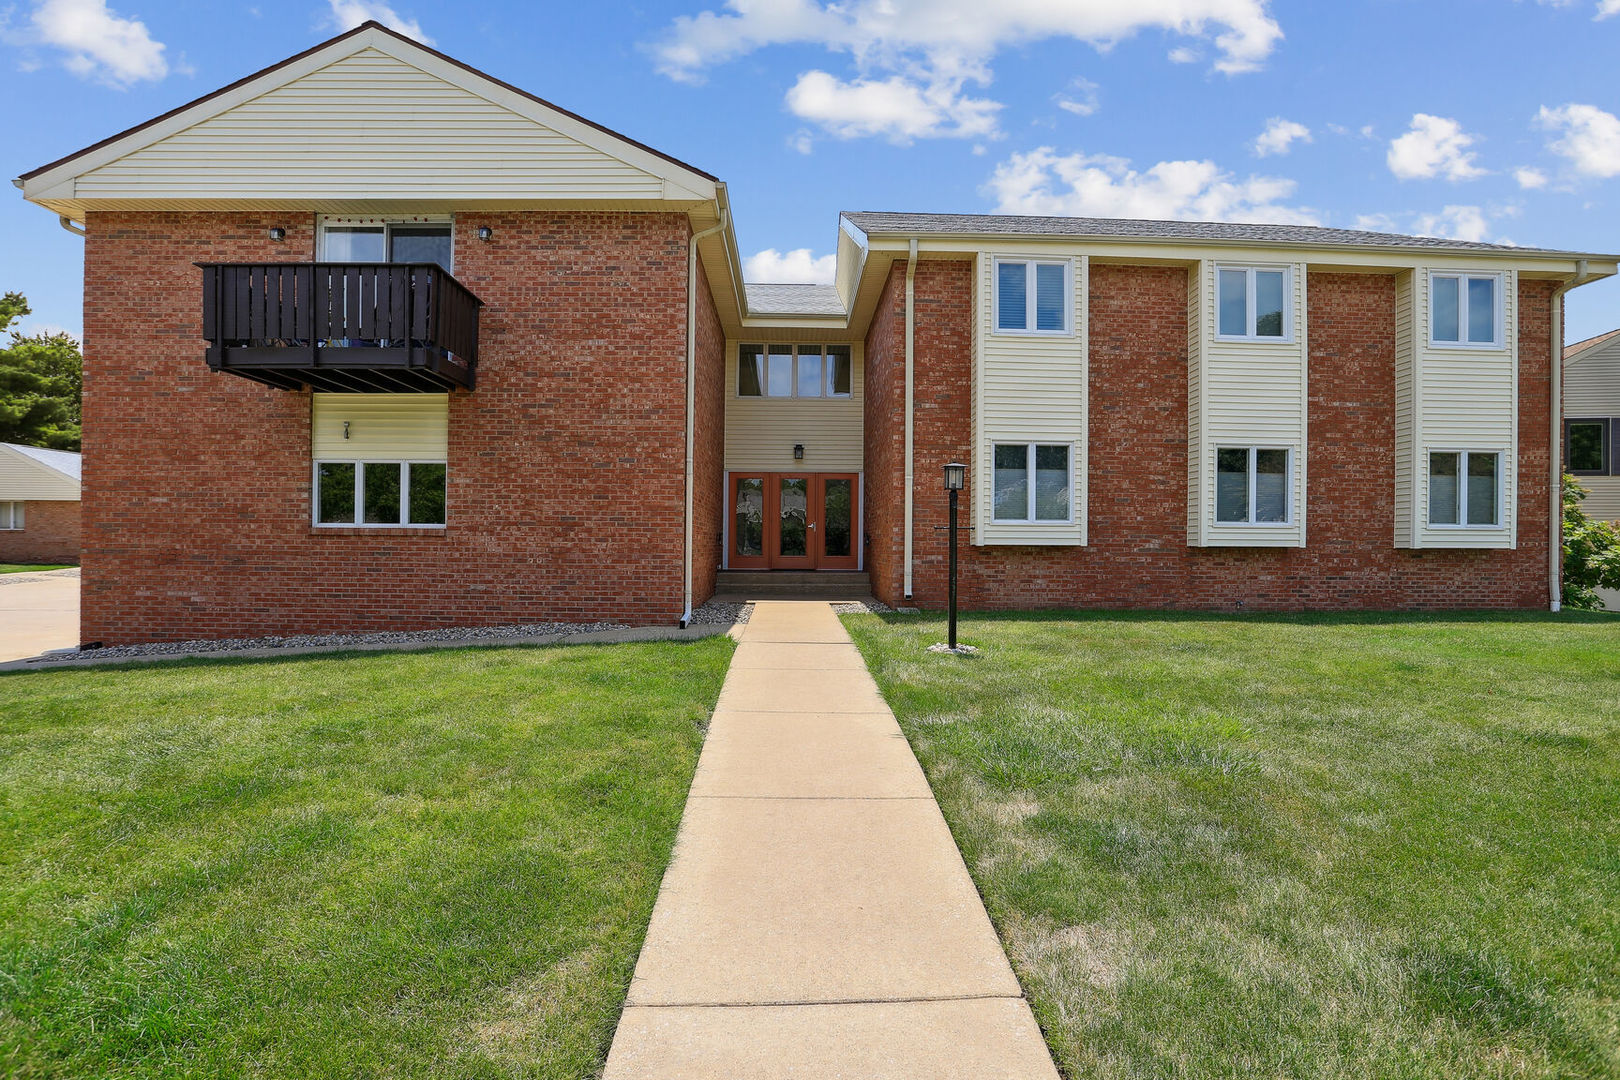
0,564,73,574
0,639,733,1078
845,611,1620,1080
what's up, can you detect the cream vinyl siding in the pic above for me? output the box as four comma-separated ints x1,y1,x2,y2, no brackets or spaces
723,343,864,471
1187,261,1308,546
1581,477,1620,521
71,49,671,203
312,394,448,459
0,449,78,501
1395,269,1518,548
1565,334,1620,412
1393,272,1416,545
972,252,1087,546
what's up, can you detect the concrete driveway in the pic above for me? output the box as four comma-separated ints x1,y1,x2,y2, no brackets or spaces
0,569,79,662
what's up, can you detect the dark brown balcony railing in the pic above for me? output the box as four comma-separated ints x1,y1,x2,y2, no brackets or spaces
199,262,483,392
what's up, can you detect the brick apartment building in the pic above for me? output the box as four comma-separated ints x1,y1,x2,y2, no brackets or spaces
16,23,1616,644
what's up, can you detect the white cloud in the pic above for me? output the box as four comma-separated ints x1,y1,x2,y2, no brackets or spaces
788,129,814,154
1167,45,1200,63
1055,77,1100,117
326,0,431,43
1514,166,1549,189
651,0,1282,140
1412,205,1491,243
984,146,1319,225
1352,213,1399,233
1253,117,1310,157
745,247,838,284
785,69,999,141
1597,0,1620,18
1386,114,1486,181
24,0,168,86
1536,103,1620,177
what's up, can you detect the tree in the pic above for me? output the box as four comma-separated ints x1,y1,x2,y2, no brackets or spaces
0,292,82,450
1562,474,1620,610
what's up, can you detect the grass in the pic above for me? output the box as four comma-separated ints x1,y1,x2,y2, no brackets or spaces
0,638,734,1078
844,610,1620,1080
0,564,72,574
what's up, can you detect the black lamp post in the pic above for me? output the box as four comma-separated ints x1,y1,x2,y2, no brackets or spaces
943,462,966,649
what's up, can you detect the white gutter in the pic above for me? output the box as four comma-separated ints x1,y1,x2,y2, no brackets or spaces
681,210,730,627
58,215,86,237
903,238,917,600
1549,258,1597,612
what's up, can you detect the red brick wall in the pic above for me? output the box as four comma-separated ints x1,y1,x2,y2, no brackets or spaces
862,260,907,599
870,261,1557,611
0,500,80,564
82,210,695,644
691,260,724,610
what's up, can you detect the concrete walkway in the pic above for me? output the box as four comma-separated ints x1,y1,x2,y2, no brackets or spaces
0,569,78,663
604,601,1060,1079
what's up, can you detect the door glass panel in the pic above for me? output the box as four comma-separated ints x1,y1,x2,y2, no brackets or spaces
735,478,765,556
823,479,853,557
778,478,808,556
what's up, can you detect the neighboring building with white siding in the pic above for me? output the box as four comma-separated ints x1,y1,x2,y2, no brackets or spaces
0,443,81,565
1564,328,1620,522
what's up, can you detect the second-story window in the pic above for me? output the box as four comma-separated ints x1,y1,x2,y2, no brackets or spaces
1430,272,1501,348
737,344,852,398
320,221,453,271
995,259,1069,333
1216,266,1289,340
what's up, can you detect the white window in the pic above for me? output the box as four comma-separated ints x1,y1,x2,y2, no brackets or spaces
737,344,852,398
1215,447,1292,524
994,259,1070,334
314,461,447,527
0,501,22,530
1216,266,1290,341
1430,272,1502,348
319,220,453,270
1427,450,1502,527
992,443,1072,522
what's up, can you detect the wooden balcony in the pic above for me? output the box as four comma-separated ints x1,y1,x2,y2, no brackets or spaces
199,262,483,392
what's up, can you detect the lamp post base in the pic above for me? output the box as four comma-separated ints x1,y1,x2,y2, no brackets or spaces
927,642,980,655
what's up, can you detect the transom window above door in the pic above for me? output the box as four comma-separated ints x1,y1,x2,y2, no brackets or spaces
319,220,453,271
1216,266,1290,341
995,259,1070,334
737,344,853,398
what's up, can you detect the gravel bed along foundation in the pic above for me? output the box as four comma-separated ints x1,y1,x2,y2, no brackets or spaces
689,599,752,625
831,598,894,614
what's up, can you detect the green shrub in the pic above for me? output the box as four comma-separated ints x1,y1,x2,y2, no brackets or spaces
1562,474,1620,610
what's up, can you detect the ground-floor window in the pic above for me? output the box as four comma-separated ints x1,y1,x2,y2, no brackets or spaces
1428,450,1501,527
0,501,21,530
992,443,1072,522
1215,446,1291,524
314,461,447,527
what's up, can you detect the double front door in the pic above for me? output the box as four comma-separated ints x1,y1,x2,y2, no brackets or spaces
730,473,859,570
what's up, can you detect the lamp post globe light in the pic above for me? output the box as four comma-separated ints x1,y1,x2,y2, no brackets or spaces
943,463,966,649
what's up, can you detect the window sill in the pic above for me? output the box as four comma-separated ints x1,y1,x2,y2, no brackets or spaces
1213,334,1294,345
990,329,1073,338
1426,340,1506,352
310,525,448,536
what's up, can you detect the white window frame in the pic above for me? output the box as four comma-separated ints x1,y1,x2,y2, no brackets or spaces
736,344,853,400
1425,448,1506,530
990,441,1075,524
1213,445,1294,526
1428,271,1504,350
992,258,1073,337
0,501,22,530
317,216,455,270
1213,264,1294,343
312,459,448,529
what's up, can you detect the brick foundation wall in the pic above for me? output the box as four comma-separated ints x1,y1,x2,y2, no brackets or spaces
862,261,907,599
691,260,724,610
870,260,1556,611
0,500,80,564
82,210,696,644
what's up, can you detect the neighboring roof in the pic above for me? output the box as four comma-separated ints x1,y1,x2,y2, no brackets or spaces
841,211,1608,259
743,283,846,317
1565,327,1620,362
17,20,716,207
4,443,80,481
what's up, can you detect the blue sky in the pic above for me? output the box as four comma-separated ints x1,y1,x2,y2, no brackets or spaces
4,0,1620,342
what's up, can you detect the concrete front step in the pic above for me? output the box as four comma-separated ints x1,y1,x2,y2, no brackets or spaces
715,571,872,600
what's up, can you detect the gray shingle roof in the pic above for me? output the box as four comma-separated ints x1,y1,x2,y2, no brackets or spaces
744,282,845,316
840,211,1594,257
5,443,81,481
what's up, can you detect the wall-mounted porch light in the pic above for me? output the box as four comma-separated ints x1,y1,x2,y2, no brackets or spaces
477,226,494,242
793,443,805,461
268,227,287,242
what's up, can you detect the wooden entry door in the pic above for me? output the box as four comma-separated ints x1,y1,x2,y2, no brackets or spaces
729,472,860,570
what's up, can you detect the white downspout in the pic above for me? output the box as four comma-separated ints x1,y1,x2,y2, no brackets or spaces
904,238,917,600
1549,258,1593,613
682,211,729,627
58,215,86,237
